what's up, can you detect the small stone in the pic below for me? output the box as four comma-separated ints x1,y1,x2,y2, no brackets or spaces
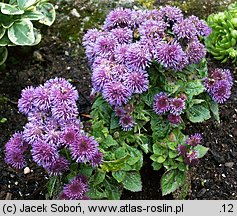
5,193,12,200
33,51,44,62
24,167,31,175
14,182,18,186
65,51,69,56
66,67,71,70
197,188,206,197
70,8,80,18
225,162,234,168
10,174,15,178
222,173,226,178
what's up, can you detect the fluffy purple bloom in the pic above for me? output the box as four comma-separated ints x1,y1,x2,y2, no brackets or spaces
168,113,182,125
111,27,133,44
69,134,99,163
5,132,27,152
155,42,187,71
63,176,89,200
125,70,149,94
23,122,44,145
111,64,129,82
159,6,183,24
45,156,69,176
173,18,197,39
92,65,112,92
188,15,212,37
211,80,232,104
114,44,129,64
186,39,206,64
119,114,134,131
170,98,185,116
18,86,36,115
177,144,188,156
82,28,102,47
186,133,202,147
209,68,233,87
31,140,59,166
114,106,126,117
104,8,132,30
5,149,27,169
153,92,170,114
91,151,103,167
93,35,116,59
51,102,79,122
33,85,50,111
125,42,152,70
138,19,167,41
184,150,199,166
145,9,163,21
102,81,132,106
62,125,80,146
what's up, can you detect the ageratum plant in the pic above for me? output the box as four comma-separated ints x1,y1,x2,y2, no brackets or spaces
0,0,56,65
4,78,103,200
205,2,237,63
82,6,233,198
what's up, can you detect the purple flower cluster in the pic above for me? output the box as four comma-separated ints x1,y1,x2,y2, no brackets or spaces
5,78,103,175
83,6,210,109
204,68,233,104
153,92,186,125
59,175,89,200
177,133,203,166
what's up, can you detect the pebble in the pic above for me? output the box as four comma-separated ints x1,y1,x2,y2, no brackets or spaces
24,167,31,175
5,193,12,200
225,162,234,168
33,51,44,62
70,8,80,18
197,188,206,197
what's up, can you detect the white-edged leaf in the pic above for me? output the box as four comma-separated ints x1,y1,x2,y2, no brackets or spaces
1,3,24,15
0,47,8,65
37,2,56,26
17,0,37,9
8,19,35,45
21,11,44,20
194,145,209,158
0,27,6,39
31,28,41,46
0,34,14,46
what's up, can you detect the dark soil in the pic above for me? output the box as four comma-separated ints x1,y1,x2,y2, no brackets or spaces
0,0,236,200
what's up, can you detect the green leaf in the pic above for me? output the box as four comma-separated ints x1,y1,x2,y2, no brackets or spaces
0,13,15,28
169,150,178,159
0,47,8,65
150,115,170,140
102,135,118,149
142,87,161,106
87,187,107,199
47,176,57,198
79,164,94,177
0,117,7,123
185,80,205,99
187,103,211,123
1,3,24,15
101,155,130,172
37,2,56,26
152,161,162,171
153,143,166,155
93,170,106,185
104,178,123,200
122,171,142,192
178,162,187,172
112,170,126,183
194,145,209,158
157,155,166,163
209,100,220,123
109,113,119,130
0,34,14,46
21,11,44,20
8,19,35,45
0,27,6,40
17,0,37,9
31,27,41,46
161,169,186,196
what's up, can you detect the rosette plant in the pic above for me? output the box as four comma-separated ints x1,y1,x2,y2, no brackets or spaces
0,0,56,65
205,2,237,63
82,6,233,198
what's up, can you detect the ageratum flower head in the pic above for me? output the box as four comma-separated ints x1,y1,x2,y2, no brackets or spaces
5,78,103,176
204,68,233,103
62,175,89,200
186,133,202,147
153,92,170,114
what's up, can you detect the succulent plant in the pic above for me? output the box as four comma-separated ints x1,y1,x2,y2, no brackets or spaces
205,3,237,64
0,0,56,65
